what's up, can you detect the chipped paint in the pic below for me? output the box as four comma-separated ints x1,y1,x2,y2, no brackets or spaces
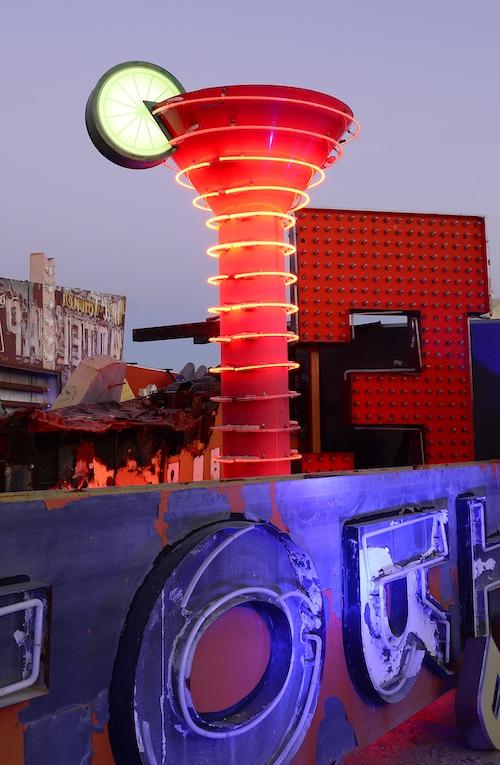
474,557,497,578
344,509,451,704
316,696,357,765
154,492,169,547
0,701,26,765
0,461,498,763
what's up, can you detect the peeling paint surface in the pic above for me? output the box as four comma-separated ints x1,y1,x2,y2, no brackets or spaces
165,487,231,543
24,705,92,765
344,510,451,704
457,494,500,638
0,462,498,763
1,494,162,725
316,696,357,765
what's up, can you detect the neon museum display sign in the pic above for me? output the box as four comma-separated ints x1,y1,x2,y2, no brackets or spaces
85,61,500,758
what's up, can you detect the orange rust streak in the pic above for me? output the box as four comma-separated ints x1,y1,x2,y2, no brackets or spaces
222,483,247,516
427,564,456,610
179,449,195,483
44,495,88,511
154,492,169,547
0,702,27,765
91,723,115,764
269,482,288,533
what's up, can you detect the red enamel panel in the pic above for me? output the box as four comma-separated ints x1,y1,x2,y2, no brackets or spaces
295,208,490,463
301,452,354,472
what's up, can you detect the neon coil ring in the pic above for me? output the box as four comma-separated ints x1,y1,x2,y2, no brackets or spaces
208,302,299,315
193,185,310,212
209,361,300,374
167,124,343,160
208,272,297,287
206,211,296,231
206,240,296,258
211,391,300,403
213,421,299,434
175,155,326,191
210,330,299,343
213,451,302,464
153,91,360,143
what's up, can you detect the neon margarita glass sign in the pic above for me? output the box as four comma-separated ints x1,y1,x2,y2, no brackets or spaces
86,60,359,480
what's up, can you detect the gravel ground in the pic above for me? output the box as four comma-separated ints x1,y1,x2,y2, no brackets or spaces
341,691,500,765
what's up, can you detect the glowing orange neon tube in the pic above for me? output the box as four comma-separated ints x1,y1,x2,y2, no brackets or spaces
175,155,325,191
206,240,296,258
209,361,300,374
212,391,300,403
193,185,310,212
153,91,360,142
210,331,299,343
215,451,302,465
206,211,295,231
168,124,343,155
208,272,297,287
208,302,299,315
213,422,300,433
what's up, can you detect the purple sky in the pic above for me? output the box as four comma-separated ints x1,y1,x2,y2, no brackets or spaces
1,0,498,371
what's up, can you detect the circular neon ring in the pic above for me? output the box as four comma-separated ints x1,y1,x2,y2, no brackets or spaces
206,210,296,231
235,270,297,284
213,422,300,433
213,451,302,464
175,586,296,738
211,391,300,403
175,155,325,192
209,361,300,373
167,124,343,161
207,240,296,258
153,92,360,143
219,155,325,189
208,271,297,287
175,160,210,188
209,331,299,343
193,185,310,212
208,302,299,316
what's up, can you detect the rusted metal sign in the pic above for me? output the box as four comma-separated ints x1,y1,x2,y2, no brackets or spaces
0,278,126,383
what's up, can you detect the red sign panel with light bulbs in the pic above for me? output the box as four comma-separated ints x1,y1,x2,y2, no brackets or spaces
294,208,490,464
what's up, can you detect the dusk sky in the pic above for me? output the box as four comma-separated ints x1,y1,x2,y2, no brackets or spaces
1,0,498,371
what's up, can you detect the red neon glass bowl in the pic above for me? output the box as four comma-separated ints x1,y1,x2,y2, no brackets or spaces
154,84,357,477
154,84,356,212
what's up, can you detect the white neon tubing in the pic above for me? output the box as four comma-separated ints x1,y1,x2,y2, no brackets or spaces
0,599,44,698
275,633,323,765
175,586,295,739
180,524,255,609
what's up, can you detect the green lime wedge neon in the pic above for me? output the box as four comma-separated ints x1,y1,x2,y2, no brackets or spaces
86,61,185,169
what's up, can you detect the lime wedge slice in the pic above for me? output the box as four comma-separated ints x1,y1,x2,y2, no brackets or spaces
86,61,185,169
